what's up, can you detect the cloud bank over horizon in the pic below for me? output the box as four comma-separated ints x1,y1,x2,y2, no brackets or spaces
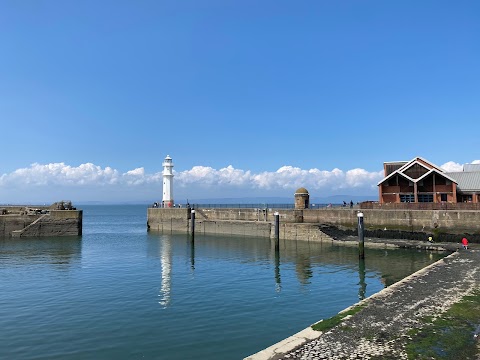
0,160,478,203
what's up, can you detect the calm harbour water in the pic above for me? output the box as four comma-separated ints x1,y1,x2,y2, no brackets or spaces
0,205,445,360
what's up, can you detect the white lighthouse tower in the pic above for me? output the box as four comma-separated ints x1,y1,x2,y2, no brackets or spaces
162,155,174,208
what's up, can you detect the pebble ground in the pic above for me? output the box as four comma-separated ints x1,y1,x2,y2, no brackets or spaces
274,246,480,360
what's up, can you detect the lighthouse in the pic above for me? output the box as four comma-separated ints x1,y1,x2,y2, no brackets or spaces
162,155,174,208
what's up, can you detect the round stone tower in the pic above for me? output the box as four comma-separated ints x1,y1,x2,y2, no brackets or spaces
294,187,310,209
162,155,174,208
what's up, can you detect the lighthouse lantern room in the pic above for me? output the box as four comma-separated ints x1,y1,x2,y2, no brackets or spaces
162,155,174,208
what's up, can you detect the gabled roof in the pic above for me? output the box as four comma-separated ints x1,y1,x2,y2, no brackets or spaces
377,167,456,186
396,156,444,174
417,168,457,184
378,157,457,186
377,169,415,186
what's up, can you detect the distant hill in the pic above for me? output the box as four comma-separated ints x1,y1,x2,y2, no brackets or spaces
75,194,377,206
178,195,377,205
186,197,291,205
311,195,377,204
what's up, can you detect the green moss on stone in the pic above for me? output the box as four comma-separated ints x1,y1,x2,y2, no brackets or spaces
311,304,366,332
405,288,480,359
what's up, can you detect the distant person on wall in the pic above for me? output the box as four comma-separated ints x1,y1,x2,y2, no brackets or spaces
462,237,469,250
350,200,353,208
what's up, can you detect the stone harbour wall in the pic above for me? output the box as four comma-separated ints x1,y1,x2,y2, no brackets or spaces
147,207,480,242
196,220,272,238
1,210,83,238
147,208,191,233
0,214,39,237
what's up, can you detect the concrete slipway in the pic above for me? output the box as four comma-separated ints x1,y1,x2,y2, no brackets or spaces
245,241,480,360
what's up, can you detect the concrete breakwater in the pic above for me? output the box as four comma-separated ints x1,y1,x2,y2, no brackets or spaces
147,208,331,242
147,207,480,242
245,248,480,359
147,206,480,358
0,204,82,237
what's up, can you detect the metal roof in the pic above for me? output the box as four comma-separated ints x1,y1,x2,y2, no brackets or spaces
384,161,408,165
446,172,480,192
463,164,480,172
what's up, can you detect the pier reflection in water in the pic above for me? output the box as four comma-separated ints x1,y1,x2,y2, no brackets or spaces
150,234,443,310
358,258,367,300
144,233,444,359
147,233,444,315
0,205,446,360
0,236,82,270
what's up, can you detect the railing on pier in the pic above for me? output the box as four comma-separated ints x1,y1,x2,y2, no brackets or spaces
148,203,352,209
187,203,352,210
359,202,480,211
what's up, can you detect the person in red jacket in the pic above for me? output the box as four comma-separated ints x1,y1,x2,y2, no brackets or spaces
461,237,469,250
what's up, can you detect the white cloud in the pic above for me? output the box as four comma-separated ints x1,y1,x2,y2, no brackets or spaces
441,160,480,172
248,166,384,193
2,159,475,203
0,161,385,203
0,162,120,186
440,161,463,172
345,168,384,187
125,167,145,176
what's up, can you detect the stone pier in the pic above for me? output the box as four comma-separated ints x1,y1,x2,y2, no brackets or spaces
245,246,480,359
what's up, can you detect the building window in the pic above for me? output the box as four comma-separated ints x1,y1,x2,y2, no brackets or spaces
400,194,415,202
418,194,433,203
440,193,447,202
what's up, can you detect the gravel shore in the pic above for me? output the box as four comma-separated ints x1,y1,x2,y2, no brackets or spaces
273,247,480,359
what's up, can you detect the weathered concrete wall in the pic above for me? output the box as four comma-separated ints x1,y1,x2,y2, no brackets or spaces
147,207,480,242
278,223,332,242
0,215,39,237
147,208,191,233
147,209,333,241
195,207,299,223
195,220,272,238
302,208,480,235
3,210,82,238
194,208,480,234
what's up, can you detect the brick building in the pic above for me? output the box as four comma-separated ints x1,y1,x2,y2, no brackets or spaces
378,157,480,204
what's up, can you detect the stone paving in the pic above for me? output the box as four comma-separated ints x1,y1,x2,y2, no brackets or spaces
270,248,480,360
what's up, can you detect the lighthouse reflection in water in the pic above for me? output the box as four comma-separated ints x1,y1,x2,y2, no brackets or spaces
0,205,445,360
159,234,172,308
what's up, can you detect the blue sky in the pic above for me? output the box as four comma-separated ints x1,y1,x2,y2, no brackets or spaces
0,1,479,203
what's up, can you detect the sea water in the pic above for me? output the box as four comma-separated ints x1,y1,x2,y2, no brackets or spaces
0,205,445,359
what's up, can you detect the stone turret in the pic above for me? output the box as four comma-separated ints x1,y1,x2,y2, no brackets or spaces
294,187,309,210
